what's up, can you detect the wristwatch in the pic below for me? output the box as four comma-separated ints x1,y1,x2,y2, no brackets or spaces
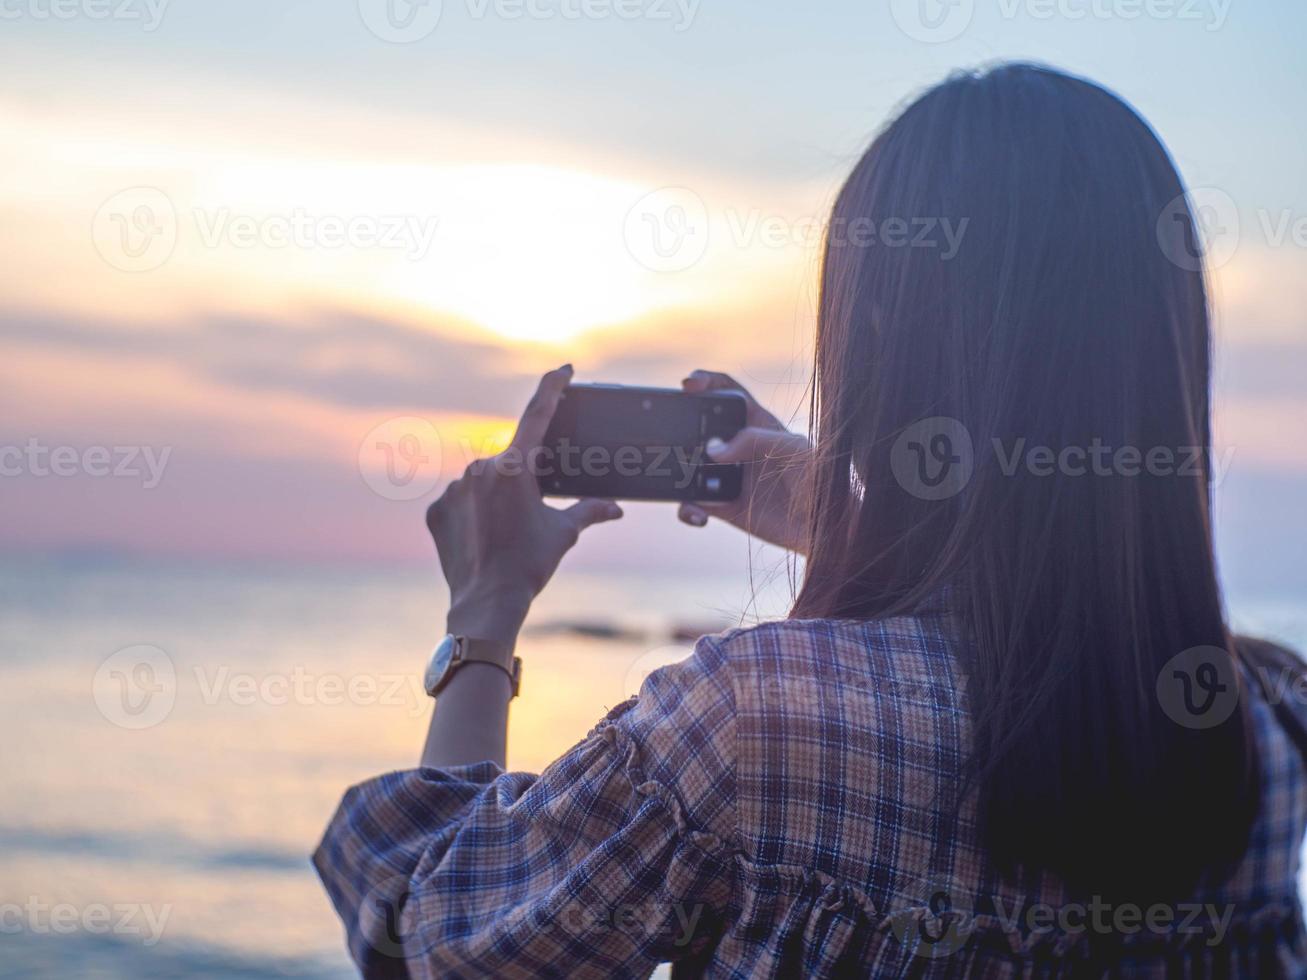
424,634,522,699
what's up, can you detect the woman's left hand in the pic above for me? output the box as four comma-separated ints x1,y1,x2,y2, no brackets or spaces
425,365,623,642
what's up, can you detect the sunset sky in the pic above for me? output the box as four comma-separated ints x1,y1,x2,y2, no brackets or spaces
2,0,1304,598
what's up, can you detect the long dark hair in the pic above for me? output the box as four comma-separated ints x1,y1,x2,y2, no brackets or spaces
791,63,1259,901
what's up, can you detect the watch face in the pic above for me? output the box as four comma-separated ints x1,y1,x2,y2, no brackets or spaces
424,635,458,696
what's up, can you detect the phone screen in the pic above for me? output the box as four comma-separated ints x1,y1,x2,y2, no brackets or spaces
539,384,746,502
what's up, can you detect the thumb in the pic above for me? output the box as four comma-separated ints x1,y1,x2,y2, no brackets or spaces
564,498,624,532
706,427,808,465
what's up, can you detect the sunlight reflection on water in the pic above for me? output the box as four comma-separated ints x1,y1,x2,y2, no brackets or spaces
0,555,793,976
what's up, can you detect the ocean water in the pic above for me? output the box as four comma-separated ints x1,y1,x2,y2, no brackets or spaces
0,555,794,977
1,555,1304,977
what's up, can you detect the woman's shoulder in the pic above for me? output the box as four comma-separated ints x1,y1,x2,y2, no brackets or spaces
1235,634,1307,770
1238,634,1307,683
708,606,959,663
700,610,965,712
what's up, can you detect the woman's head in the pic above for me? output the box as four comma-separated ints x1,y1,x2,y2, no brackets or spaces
794,63,1256,900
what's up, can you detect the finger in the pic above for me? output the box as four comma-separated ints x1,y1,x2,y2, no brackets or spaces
682,369,745,393
511,364,573,453
706,427,810,465
564,498,624,532
682,369,754,406
678,502,709,527
682,369,782,429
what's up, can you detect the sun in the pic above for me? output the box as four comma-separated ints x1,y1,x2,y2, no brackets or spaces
380,164,673,343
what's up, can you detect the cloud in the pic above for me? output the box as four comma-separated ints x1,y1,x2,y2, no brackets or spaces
0,302,816,424
0,306,539,416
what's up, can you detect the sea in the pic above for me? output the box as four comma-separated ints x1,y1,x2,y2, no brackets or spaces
1,554,1303,977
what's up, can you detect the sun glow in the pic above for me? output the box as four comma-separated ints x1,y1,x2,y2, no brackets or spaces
371,164,673,342
0,100,705,344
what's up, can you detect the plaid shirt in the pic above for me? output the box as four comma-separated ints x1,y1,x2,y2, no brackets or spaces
314,599,1307,978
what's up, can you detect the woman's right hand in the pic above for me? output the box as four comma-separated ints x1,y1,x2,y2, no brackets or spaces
678,370,812,554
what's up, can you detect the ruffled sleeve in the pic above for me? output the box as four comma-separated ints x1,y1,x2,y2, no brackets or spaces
313,635,737,980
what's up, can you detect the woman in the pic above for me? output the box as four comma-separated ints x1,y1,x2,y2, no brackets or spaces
315,64,1307,977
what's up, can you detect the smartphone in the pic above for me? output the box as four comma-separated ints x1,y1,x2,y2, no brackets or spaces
538,383,746,502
